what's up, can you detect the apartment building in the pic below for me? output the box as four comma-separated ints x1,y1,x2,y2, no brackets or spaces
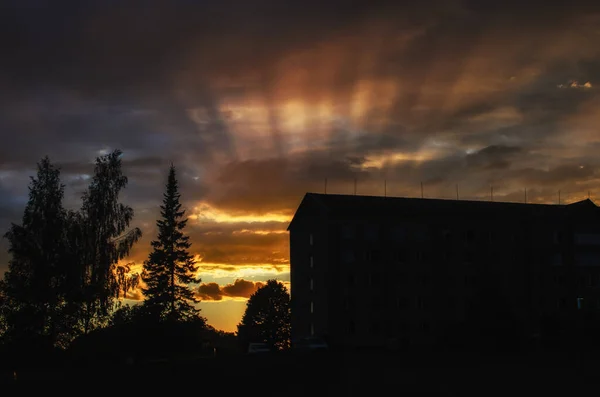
288,193,600,349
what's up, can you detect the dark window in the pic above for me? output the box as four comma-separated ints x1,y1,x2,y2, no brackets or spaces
464,230,475,243
442,230,451,242
447,297,455,309
371,296,382,309
365,225,379,241
421,322,430,334
368,249,381,263
554,231,563,244
370,322,380,335
342,225,356,239
348,274,355,286
397,297,408,309
416,297,425,310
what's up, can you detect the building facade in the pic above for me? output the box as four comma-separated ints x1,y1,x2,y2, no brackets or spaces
288,193,600,350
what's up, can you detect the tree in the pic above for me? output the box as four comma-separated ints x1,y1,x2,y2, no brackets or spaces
237,279,291,351
73,149,142,334
141,165,201,322
0,157,70,349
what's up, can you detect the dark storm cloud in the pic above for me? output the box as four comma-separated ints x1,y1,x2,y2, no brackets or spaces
197,279,265,301
466,145,523,170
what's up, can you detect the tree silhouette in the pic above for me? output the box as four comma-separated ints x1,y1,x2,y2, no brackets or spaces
72,149,142,334
142,165,201,322
0,157,70,348
237,279,291,350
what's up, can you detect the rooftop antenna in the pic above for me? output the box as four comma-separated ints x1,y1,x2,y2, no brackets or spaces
588,190,591,199
384,179,387,197
491,186,494,202
420,181,424,199
456,184,459,200
525,188,527,204
558,190,561,205
354,178,357,195
324,178,327,194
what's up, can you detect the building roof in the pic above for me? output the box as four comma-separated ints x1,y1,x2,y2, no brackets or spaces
287,192,598,230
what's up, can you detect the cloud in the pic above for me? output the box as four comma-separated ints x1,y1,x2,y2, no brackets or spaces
3,0,600,279
197,279,265,301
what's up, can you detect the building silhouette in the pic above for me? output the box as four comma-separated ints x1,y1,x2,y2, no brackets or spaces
288,192,600,350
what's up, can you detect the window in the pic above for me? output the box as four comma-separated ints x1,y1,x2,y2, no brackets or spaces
575,233,600,246
416,297,425,310
554,231,563,244
417,251,424,262
310,323,314,336
552,253,562,266
309,233,314,246
464,230,475,243
576,252,600,267
396,297,408,309
442,229,451,242
310,255,314,268
369,321,380,335
391,226,406,242
371,296,382,309
342,224,356,239
415,226,428,242
447,297,455,309
348,273,355,286
310,301,314,314
367,249,381,263
365,224,379,241
310,278,314,291
421,321,430,334
341,249,355,264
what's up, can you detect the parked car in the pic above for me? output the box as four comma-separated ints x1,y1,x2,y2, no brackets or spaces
247,343,271,355
293,337,328,353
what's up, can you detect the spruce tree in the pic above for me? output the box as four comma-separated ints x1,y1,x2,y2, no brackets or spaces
142,165,201,322
0,157,69,348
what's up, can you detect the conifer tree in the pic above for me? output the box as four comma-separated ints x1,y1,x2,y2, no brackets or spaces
0,157,69,348
142,165,201,322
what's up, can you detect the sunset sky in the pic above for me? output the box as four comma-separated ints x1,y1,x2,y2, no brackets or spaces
1,0,600,332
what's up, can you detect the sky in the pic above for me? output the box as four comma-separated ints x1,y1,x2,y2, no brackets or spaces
1,0,600,332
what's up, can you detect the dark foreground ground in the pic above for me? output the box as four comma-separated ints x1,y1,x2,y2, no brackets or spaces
3,350,600,395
